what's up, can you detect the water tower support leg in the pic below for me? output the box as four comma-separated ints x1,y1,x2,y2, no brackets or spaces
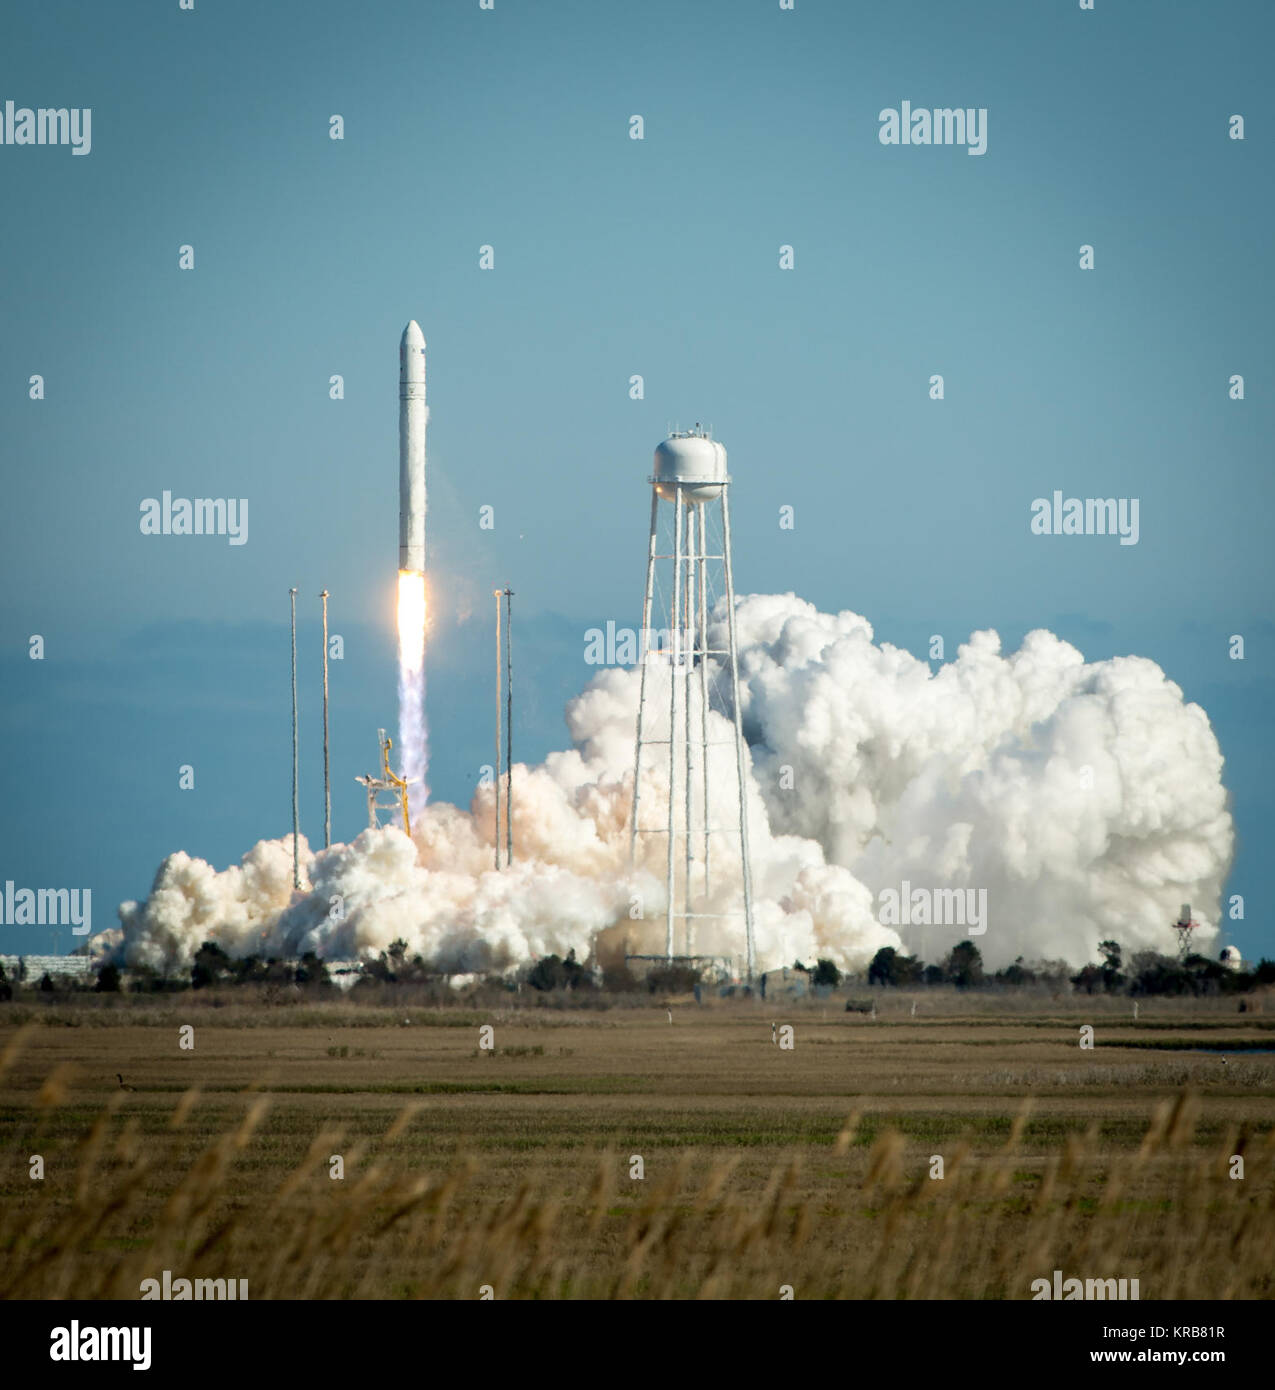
684,504,696,956
666,485,684,962
721,485,756,984
630,486,660,864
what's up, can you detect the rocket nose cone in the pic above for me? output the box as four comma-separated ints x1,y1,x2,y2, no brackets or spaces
401,320,426,350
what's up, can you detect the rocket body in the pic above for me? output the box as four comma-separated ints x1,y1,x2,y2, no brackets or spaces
399,320,427,572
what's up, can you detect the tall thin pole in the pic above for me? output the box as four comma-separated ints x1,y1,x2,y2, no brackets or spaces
494,588,503,870
720,485,756,983
504,588,514,867
290,587,300,890
630,486,661,863
698,500,711,900
666,486,684,962
684,504,695,956
320,589,331,849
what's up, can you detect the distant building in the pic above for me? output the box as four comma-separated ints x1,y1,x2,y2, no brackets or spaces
759,965,811,1000
624,954,735,985
0,954,95,983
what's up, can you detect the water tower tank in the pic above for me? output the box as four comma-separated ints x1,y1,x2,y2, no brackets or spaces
653,429,727,503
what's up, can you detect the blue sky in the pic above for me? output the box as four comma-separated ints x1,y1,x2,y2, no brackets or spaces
1,0,1270,960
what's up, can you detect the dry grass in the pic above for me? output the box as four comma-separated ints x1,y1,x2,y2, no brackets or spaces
2,1004,1274,1298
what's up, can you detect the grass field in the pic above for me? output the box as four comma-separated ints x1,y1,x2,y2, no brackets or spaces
3,991,1274,1299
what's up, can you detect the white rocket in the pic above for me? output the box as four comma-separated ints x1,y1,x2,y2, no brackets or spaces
398,320,427,572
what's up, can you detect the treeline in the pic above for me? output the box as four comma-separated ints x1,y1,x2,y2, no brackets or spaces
361,942,702,996
3,936,1269,1002
0,944,334,999
866,938,1275,998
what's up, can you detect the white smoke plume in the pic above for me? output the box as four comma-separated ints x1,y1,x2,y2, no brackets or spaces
103,594,1233,977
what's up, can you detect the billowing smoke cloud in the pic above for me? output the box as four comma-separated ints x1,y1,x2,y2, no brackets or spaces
726,594,1233,967
101,594,1233,977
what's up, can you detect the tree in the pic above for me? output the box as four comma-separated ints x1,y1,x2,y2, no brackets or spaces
601,961,640,993
127,962,179,993
812,958,841,988
295,952,331,988
1069,963,1103,995
262,957,297,986
192,940,232,990
38,972,55,993
561,949,591,989
868,947,923,987
527,954,564,991
0,961,11,1003
228,955,267,984
896,953,924,986
527,950,593,992
644,962,701,994
868,947,898,987
364,939,422,984
95,962,122,993
1128,950,1195,997
944,941,984,989
1098,940,1125,993
995,956,1037,987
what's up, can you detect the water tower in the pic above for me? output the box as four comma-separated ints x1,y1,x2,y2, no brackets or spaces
629,427,756,981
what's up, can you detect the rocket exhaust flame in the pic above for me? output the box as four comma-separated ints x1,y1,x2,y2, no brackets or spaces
397,569,428,815
397,570,426,673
